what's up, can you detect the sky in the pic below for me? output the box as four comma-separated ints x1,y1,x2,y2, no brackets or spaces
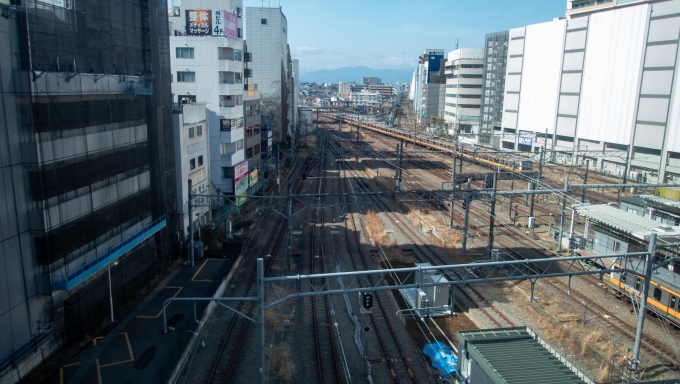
242,0,567,73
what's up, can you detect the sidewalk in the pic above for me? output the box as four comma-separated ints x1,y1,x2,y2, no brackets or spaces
53,257,234,384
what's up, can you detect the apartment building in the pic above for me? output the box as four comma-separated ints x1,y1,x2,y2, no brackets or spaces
169,0,247,198
362,76,382,85
0,0,176,380
173,103,210,234
444,48,485,135
498,0,680,183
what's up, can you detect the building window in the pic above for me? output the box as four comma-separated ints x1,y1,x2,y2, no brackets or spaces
234,49,242,61
261,18,267,24
188,127,195,138
197,125,203,137
198,155,203,166
246,126,253,138
254,144,261,155
190,158,196,170
222,167,232,178
220,118,243,131
176,47,194,58
220,143,230,155
177,71,196,82
247,147,253,158
653,287,662,301
236,139,243,150
253,124,260,135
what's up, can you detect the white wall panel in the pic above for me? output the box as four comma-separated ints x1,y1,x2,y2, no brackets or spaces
563,52,585,71
652,0,680,17
502,111,517,129
645,44,678,68
647,18,680,42
640,70,674,95
561,73,582,93
567,18,588,30
634,124,666,149
665,37,680,152
505,75,522,92
508,40,524,56
504,93,520,110
509,27,526,39
565,30,587,50
577,4,649,144
556,116,577,136
516,19,566,134
507,57,523,73
637,97,670,122
558,95,580,115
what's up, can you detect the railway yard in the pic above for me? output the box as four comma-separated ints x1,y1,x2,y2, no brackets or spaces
169,116,680,384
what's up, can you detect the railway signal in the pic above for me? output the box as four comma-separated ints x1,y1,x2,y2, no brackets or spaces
362,292,373,309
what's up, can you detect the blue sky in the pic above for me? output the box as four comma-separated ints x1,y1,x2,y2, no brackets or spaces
243,0,566,73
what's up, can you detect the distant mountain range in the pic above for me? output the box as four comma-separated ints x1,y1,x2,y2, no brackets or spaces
300,65,413,85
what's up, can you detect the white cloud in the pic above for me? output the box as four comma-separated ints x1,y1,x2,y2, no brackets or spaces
295,46,323,55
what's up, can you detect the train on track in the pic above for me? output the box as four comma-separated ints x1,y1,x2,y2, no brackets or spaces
326,113,534,174
574,203,680,326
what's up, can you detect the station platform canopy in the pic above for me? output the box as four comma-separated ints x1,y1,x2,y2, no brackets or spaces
573,204,680,241
640,194,680,215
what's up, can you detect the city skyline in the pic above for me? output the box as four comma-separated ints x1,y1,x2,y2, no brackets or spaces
243,0,566,72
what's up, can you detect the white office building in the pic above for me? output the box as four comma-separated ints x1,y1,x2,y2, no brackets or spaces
499,0,680,183
169,0,246,195
444,48,484,135
410,49,446,123
246,7,292,142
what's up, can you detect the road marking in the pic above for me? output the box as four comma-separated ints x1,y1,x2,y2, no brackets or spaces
59,362,81,384
191,259,217,282
136,286,183,318
99,332,135,368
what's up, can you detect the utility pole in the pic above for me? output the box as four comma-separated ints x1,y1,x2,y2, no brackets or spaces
462,179,472,257
356,116,361,166
287,184,293,272
622,146,631,185
582,159,590,203
488,173,497,258
257,258,265,384
529,148,544,219
509,162,515,221
558,175,569,251
631,233,657,371
187,179,194,267
449,151,457,228
394,143,401,192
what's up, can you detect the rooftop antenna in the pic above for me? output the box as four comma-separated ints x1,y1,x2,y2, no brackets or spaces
456,38,459,50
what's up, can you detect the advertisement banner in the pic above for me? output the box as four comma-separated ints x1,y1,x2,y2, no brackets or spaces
518,136,533,146
224,11,238,38
185,10,212,35
234,160,249,181
249,170,259,186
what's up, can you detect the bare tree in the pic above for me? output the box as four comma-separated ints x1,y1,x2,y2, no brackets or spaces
260,80,282,141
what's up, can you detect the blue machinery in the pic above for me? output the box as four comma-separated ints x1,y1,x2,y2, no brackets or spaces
52,216,166,291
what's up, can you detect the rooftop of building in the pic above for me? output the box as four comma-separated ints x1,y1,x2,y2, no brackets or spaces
457,327,589,384
573,203,680,239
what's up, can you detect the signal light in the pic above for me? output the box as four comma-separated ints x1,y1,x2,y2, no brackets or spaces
362,293,373,310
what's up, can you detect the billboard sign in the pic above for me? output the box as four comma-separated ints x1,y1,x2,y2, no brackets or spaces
223,11,238,38
249,170,259,186
186,10,212,35
518,136,533,146
234,160,249,196
186,10,238,37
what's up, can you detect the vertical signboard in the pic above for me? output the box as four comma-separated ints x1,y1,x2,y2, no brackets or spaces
234,160,249,203
224,11,238,38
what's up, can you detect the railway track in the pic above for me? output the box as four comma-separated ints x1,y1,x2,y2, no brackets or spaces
336,144,419,384
310,139,343,384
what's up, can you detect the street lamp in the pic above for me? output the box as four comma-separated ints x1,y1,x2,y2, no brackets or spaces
108,261,119,322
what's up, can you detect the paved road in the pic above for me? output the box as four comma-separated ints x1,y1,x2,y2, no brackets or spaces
53,257,233,384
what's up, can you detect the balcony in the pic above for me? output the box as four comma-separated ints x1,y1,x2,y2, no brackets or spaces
219,95,242,108
219,147,245,167
219,71,243,84
218,47,242,61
